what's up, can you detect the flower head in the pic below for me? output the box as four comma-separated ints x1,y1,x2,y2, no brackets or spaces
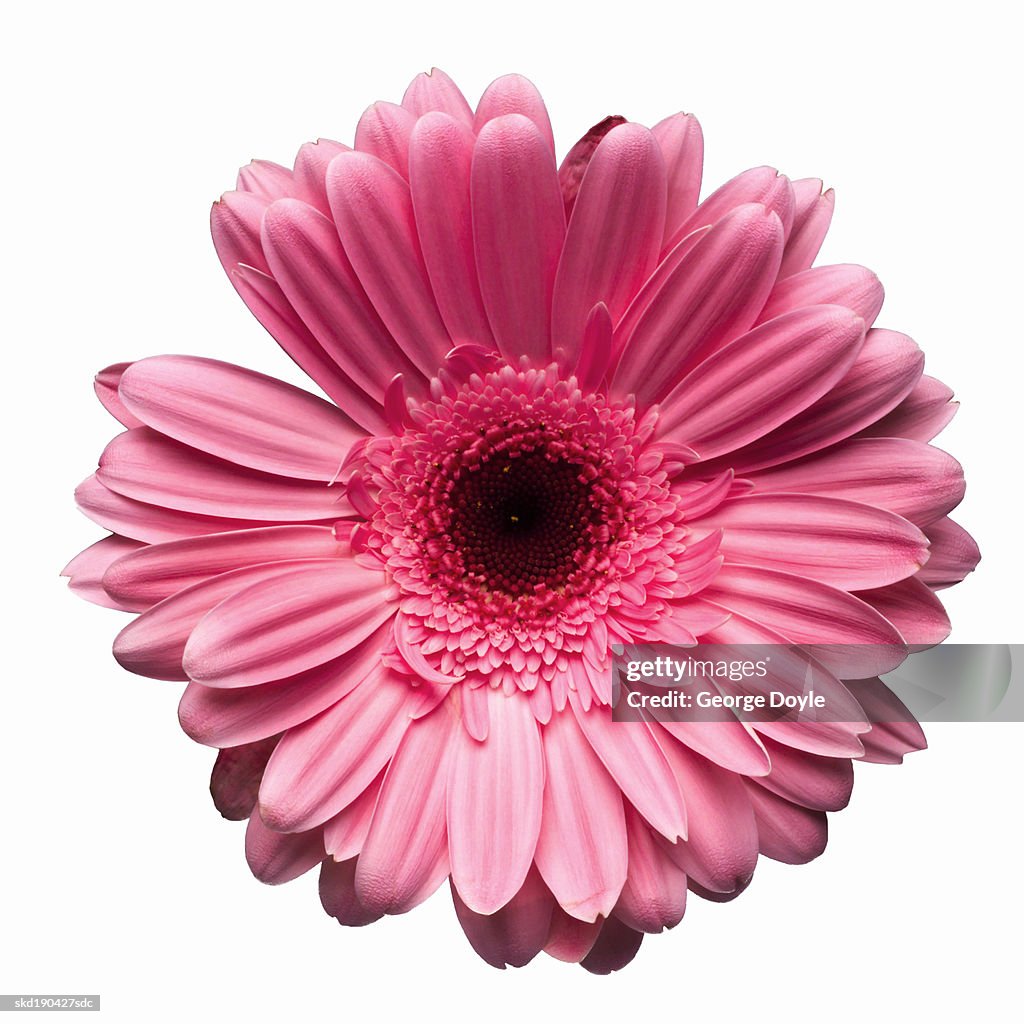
65,69,979,972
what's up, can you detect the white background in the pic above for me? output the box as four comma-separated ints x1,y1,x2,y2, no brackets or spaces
2,1,1020,1020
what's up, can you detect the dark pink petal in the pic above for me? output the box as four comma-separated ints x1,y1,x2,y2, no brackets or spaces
778,178,834,278
615,804,688,933
258,666,416,831
98,428,352,522
544,906,602,962
653,732,758,894
209,736,278,821
472,115,565,365
651,112,703,246
534,706,628,922
857,375,958,442
236,160,293,201
112,560,316,681
718,329,924,473
657,306,865,460
556,115,627,218
691,493,929,590
182,560,393,688
855,577,951,649
843,677,927,764
552,124,667,370
579,917,645,975
664,165,794,252
322,771,384,862
569,694,686,841
262,198,425,404
94,363,142,428
754,736,853,812
178,621,392,748
61,535,145,610
245,812,324,885
291,138,349,215
743,782,828,864
919,517,981,589
354,101,415,178
409,113,495,348
448,687,543,914
230,265,387,433
451,866,554,969
612,204,784,406
103,525,346,611
746,437,965,526
355,699,458,914
757,263,884,327
402,67,474,126
326,151,452,376
574,303,612,392
319,857,383,927
119,355,363,480
474,74,554,153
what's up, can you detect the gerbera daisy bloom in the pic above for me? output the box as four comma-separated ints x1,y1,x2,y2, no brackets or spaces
64,68,979,973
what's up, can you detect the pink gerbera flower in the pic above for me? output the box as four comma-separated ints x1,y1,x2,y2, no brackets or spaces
64,69,979,973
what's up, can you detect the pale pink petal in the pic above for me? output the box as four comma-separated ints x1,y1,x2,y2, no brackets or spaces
919,517,981,589
612,204,784,405
291,138,349,215
355,699,458,914
98,428,352,522
258,665,416,831
448,687,544,914
778,179,834,278
354,101,416,178
182,559,394,688
753,737,854,812
94,363,142,428
655,716,770,778
552,124,667,369
757,263,884,325
857,374,958,442
119,355,363,480
322,771,384,862
61,535,145,610
236,160,294,200
855,577,951,648
474,74,554,152
319,857,382,927
534,707,628,922
657,306,865,460
451,866,554,969
402,68,474,126
209,735,278,820
844,677,928,764
652,112,703,246
326,151,452,375
472,115,565,364
579,917,645,975
615,804,688,933
245,812,324,884
743,782,828,864
409,113,495,347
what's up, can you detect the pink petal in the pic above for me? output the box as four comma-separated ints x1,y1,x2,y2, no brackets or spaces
319,857,383,927
209,735,278,820
544,906,602,962
408,113,495,348
211,189,271,275
534,706,628,922
61,534,145,610
919,517,981,589
652,112,703,246
574,302,613,392
291,138,349,215
655,715,770,778
322,771,384,862
568,694,686,841
690,492,930,590
118,355,363,480
612,204,784,405
474,74,554,153
471,115,565,365
326,151,452,376
245,812,324,885
236,160,294,200
844,677,927,764
857,374,958,442
579,917,645,975
355,699,458,914
743,782,828,864
657,306,865,460
551,124,667,370
178,621,392,748
258,665,416,831
94,363,142,428
402,68,474,127
556,116,628,219
753,737,854,812
757,263,884,326
778,179,834,278
615,803,688,933
451,865,554,969
448,687,544,914
354,101,416,178
855,577,951,649
261,199,426,405
182,559,394,688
